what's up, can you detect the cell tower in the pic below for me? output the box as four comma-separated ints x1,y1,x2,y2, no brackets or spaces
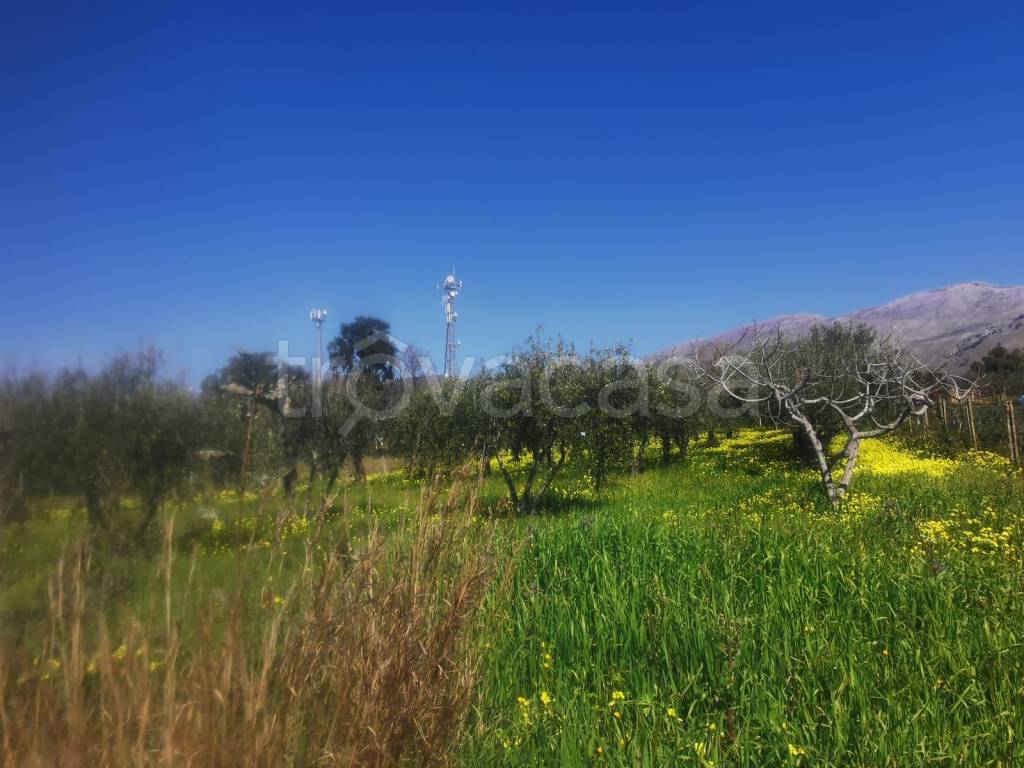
439,271,463,378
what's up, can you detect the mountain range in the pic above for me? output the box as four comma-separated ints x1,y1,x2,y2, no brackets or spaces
654,282,1024,371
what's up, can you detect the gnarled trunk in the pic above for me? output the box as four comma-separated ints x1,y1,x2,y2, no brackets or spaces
351,451,366,482
790,412,839,506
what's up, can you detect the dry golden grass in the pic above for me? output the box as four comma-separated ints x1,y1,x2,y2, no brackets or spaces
0,474,498,767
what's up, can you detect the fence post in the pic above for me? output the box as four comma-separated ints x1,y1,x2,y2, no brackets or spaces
967,394,979,450
1009,400,1022,465
1006,401,1013,463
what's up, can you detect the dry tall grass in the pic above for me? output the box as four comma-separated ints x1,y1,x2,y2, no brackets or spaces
0,476,498,767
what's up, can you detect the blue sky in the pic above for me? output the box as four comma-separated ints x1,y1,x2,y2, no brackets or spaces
2,1,1022,382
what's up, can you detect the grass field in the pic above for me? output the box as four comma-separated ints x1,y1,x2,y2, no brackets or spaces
463,433,1023,766
2,430,1022,766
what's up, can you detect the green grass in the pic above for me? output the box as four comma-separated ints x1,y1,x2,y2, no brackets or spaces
461,435,1024,766
2,431,1022,765
0,473,431,647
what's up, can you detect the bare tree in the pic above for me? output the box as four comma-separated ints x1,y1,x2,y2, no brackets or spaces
696,323,975,505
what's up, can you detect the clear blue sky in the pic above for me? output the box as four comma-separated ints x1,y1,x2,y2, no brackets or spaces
2,1,1022,382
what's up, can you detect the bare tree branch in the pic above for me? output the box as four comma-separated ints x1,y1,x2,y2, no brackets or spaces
694,323,977,505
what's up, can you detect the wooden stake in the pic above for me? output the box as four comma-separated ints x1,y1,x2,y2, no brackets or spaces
967,394,978,450
1010,400,1022,465
1006,402,1013,462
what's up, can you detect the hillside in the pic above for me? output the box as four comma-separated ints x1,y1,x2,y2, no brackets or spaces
654,282,1024,370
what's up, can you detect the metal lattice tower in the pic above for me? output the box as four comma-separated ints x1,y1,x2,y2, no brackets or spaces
440,272,462,378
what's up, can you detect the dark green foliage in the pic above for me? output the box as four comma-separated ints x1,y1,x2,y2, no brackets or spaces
970,344,1024,398
328,315,398,380
327,316,402,480
0,350,200,534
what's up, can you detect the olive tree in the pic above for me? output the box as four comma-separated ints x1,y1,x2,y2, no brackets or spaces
389,377,482,476
648,357,704,464
202,351,289,495
483,337,586,514
580,348,641,488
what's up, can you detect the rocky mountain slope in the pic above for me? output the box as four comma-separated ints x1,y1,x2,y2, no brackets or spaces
654,282,1024,371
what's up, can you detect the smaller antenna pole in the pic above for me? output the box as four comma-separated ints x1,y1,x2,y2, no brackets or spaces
309,308,328,395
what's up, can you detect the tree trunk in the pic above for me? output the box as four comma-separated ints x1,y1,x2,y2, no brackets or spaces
677,432,690,460
837,436,861,496
633,435,649,474
325,465,340,494
135,490,160,540
593,446,607,490
302,455,318,511
518,458,541,514
533,447,567,511
496,456,521,512
499,445,565,515
84,476,107,529
792,415,838,505
282,466,298,496
239,399,257,501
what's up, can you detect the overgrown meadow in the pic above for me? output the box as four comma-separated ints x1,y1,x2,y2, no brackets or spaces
2,431,1022,766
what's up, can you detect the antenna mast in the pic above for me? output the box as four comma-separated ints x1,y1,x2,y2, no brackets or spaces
439,271,462,378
